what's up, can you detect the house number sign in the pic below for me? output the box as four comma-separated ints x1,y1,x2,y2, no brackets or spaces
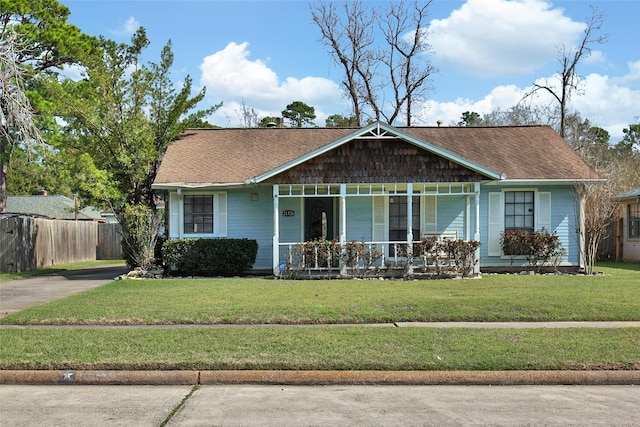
282,210,295,217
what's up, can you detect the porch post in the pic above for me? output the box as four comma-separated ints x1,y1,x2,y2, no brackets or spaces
579,193,586,270
474,182,481,274
273,185,280,276
406,183,414,276
340,184,347,275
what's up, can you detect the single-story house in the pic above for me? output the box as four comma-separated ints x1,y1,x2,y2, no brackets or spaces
152,122,599,275
613,187,640,262
6,193,104,221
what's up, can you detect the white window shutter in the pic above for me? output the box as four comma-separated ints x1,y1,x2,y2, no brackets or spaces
216,192,227,236
169,192,181,238
488,192,503,256
372,196,386,242
537,192,551,232
422,196,437,233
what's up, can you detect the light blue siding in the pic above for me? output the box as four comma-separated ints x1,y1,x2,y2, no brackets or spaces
226,186,274,270
437,197,467,240
346,197,372,242
479,185,580,268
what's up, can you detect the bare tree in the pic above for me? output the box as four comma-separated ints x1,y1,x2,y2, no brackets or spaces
0,31,43,211
380,0,435,126
311,0,378,126
574,182,617,275
311,0,436,126
236,99,260,128
523,8,606,138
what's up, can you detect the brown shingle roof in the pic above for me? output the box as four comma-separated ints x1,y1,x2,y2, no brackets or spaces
153,125,597,187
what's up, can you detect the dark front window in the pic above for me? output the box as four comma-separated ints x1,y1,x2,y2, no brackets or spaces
505,191,534,231
629,203,640,238
389,195,420,256
184,195,213,234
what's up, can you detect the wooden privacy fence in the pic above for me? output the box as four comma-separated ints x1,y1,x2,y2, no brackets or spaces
0,216,122,272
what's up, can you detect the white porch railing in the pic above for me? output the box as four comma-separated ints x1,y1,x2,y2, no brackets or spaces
278,239,459,272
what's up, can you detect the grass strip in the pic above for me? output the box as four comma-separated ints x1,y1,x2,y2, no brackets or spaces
3,263,638,325
0,327,638,371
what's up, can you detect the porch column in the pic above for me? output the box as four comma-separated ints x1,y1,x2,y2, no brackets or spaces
273,185,280,276
579,193,586,270
407,183,414,276
406,183,414,246
340,184,347,245
340,184,347,275
474,182,481,274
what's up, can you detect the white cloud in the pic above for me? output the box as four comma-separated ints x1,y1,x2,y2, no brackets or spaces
584,50,606,66
428,0,585,77
199,42,348,126
110,16,140,37
419,84,526,126
419,62,640,140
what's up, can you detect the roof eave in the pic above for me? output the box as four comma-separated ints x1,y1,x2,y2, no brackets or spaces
483,178,606,186
152,182,247,191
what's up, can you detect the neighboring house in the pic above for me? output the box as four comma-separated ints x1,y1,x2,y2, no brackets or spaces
613,187,640,262
5,194,104,221
152,122,599,274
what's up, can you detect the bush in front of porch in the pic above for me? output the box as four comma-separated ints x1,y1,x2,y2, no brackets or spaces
282,237,481,279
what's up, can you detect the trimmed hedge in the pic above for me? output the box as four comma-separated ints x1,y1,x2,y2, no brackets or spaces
162,238,258,275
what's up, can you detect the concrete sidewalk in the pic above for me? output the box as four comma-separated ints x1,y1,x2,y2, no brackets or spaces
2,384,640,426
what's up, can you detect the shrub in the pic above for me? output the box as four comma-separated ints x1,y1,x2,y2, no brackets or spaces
162,238,258,275
443,239,482,277
119,204,163,269
500,229,566,271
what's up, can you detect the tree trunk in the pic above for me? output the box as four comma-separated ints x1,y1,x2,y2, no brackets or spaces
0,140,7,213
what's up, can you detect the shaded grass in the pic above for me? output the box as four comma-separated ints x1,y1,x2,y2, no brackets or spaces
0,260,126,282
0,327,637,371
2,262,639,325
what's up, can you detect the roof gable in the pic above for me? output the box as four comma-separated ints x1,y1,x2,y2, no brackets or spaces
252,122,502,183
265,133,491,184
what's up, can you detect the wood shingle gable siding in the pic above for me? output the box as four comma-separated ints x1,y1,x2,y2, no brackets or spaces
266,138,487,184
152,124,597,188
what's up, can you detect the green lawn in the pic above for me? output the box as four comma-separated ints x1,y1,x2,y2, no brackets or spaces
1,328,638,371
1,262,638,371
2,262,639,325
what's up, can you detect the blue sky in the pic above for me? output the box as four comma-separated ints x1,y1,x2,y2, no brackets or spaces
64,0,639,140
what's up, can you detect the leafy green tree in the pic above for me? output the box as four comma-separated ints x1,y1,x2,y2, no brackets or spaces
457,111,482,127
616,123,639,155
0,0,97,211
46,28,219,267
181,116,217,129
325,114,358,127
282,101,316,127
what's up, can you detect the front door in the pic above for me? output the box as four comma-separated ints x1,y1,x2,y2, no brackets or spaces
305,198,335,241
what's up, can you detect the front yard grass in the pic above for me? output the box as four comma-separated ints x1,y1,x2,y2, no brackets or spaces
0,262,638,371
2,262,639,325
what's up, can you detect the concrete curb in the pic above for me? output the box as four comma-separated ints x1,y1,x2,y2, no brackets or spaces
1,370,639,386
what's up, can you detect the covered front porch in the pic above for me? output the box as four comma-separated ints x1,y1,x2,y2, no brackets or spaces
272,182,482,277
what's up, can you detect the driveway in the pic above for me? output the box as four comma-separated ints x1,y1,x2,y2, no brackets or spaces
0,265,129,318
